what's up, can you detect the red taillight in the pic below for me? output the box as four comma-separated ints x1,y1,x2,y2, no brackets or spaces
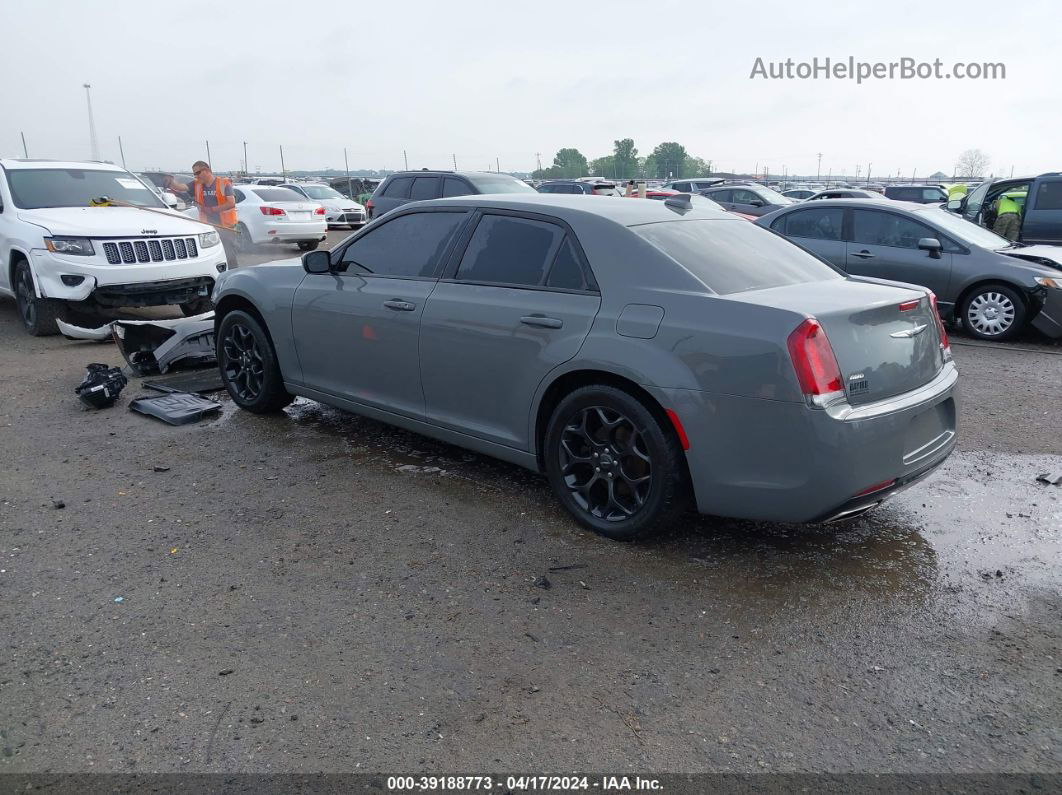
786,318,845,408
314,206,325,215
898,299,919,311
259,206,285,216
929,292,951,357
854,478,896,497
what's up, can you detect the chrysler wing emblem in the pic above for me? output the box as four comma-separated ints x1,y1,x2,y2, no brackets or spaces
890,323,928,338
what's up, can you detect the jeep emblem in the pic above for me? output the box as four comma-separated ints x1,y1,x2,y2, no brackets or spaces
141,229,158,236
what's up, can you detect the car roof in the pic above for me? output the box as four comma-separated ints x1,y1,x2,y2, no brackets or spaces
411,193,735,226
767,198,928,212
0,158,127,171
385,170,519,179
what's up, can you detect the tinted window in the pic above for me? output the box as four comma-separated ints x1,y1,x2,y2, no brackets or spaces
233,189,246,203
923,188,946,202
443,178,470,197
537,184,560,194
339,211,465,278
1034,180,1062,211
456,215,563,286
634,220,841,295
383,177,412,198
783,207,844,241
730,189,759,204
852,210,936,249
250,188,304,202
410,176,440,201
708,189,732,202
673,182,691,192
888,188,919,201
545,237,588,291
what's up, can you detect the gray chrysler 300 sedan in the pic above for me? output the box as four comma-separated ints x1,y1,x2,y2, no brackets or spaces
212,194,958,540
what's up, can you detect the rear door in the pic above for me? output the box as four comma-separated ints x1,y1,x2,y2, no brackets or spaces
409,176,441,203
419,211,601,450
291,209,469,418
373,176,413,216
770,206,847,268
1022,178,1062,244
845,208,953,296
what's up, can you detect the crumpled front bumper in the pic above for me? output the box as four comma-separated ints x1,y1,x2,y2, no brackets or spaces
29,247,227,303
1030,287,1062,339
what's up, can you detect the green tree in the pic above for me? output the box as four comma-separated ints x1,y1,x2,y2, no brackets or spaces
552,148,589,179
649,142,689,178
684,156,709,176
612,138,638,179
590,155,615,178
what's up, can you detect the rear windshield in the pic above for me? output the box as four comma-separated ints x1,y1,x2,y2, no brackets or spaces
633,219,842,295
468,175,537,194
7,168,167,209
250,188,305,202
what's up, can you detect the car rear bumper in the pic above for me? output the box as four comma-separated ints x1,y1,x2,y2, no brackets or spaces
258,219,328,242
29,247,227,303
648,361,959,523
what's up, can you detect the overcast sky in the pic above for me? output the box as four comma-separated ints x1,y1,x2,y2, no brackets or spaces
2,0,1057,177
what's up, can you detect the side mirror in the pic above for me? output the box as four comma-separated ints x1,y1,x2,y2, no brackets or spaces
302,249,331,274
946,199,962,212
749,199,765,207
918,238,943,258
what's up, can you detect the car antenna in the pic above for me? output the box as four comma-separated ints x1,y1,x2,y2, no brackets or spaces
664,193,693,214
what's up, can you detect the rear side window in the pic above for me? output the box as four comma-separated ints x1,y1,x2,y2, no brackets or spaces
233,189,246,203
852,210,935,249
339,211,465,278
442,178,470,197
673,182,691,192
383,177,412,198
633,219,841,295
708,189,732,202
456,215,564,287
1034,180,1062,211
545,237,589,291
781,207,844,241
410,177,440,201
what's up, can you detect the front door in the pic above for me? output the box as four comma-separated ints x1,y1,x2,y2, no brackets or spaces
845,209,953,297
420,212,600,450
291,208,469,418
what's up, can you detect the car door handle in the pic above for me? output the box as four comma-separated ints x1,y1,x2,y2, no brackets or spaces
383,300,416,311
851,250,876,259
520,315,563,329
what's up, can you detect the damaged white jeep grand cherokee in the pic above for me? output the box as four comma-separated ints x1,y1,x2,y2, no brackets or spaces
0,159,229,336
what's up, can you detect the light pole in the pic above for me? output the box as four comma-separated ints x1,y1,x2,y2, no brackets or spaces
243,141,248,177
816,152,822,183
83,84,100,161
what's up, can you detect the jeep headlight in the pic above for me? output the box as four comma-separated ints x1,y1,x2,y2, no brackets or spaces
45,237,94,256
1034,276,1061,289
198,231,220,248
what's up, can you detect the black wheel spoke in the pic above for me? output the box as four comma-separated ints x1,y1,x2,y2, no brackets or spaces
223,321,266,401
559,405,653,523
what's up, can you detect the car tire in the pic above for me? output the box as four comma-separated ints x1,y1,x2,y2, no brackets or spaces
13,259,60,337
544,385,688,541
960,283,1026,341
235,223,253,253
297,241,319,252
180,297,214,317
217,309,294,413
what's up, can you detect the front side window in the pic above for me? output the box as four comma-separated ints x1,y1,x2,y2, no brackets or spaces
339,211,465,278
303,186,344,200
852,210,938,249
456,215,564,287
7,168,167,209
781,207,845,241
634,219,842,295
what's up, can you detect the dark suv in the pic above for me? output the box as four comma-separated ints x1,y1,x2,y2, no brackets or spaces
947,172,1062,245
367,170,534,219
883,185,948,204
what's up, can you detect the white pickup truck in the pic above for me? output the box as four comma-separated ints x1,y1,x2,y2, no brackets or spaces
0,159,229,336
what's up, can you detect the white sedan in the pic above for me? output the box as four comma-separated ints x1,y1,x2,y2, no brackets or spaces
232,185,328,252
279,183,367,229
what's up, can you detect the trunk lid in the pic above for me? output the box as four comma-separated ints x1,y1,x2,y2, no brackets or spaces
730,278,945,405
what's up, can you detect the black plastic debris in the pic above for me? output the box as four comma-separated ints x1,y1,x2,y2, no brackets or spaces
144,368,225,395
75,363,128,409
112,313,215,376
129,392,221,425
1035,472,1062,486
